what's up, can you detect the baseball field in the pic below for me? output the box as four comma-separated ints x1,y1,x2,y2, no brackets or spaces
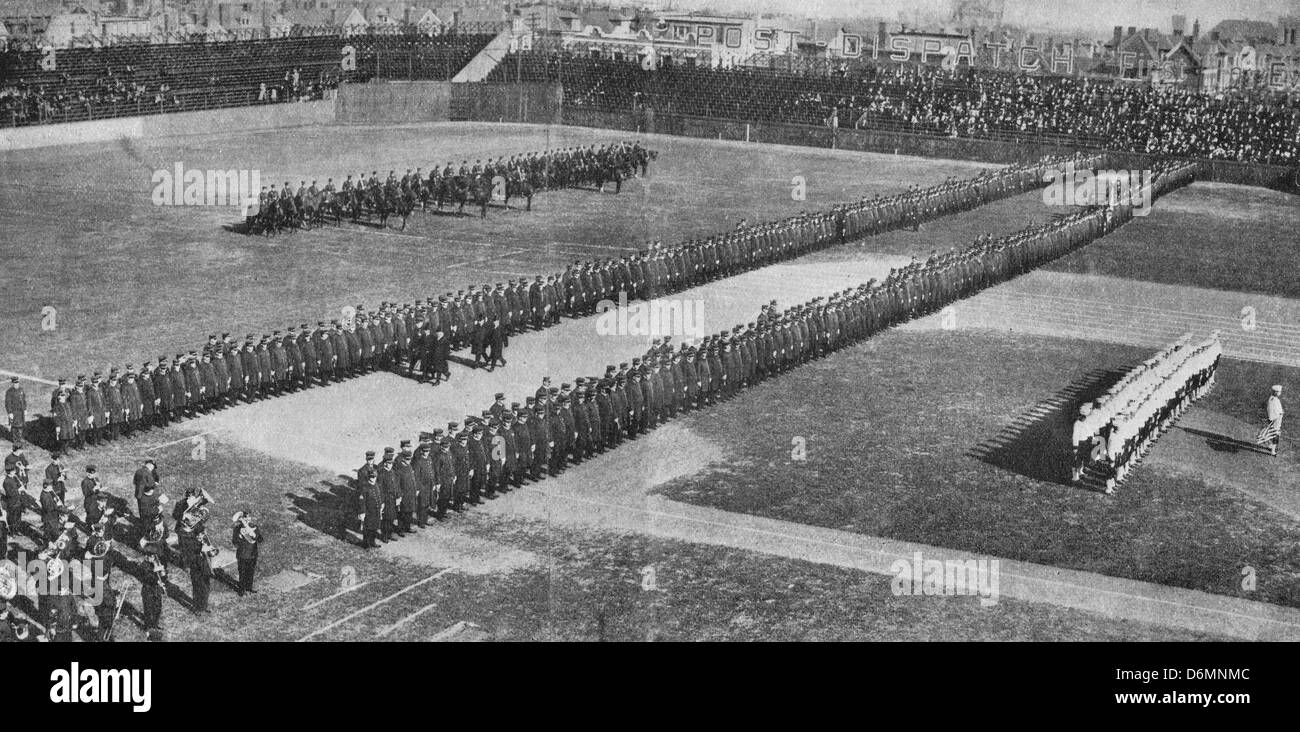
2,120,1297,641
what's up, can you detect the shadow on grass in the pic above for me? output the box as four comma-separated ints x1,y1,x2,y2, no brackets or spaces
287,476,358,546
969,367,1129,487
1178,426,1271,455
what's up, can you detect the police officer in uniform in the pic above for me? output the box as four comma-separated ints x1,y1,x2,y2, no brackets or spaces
4,378,25,445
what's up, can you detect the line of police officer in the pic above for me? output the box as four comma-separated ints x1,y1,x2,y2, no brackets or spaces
350,156,1201,542
35,151,1130,456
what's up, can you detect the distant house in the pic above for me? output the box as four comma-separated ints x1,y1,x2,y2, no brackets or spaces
405,7,444,34
365,5,402,35
98,14,153,43
338,6,367,36
44,6,97,48
200,19,232,42
0,0,62,42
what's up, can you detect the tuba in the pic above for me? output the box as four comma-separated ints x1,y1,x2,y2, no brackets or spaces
179,488,215,532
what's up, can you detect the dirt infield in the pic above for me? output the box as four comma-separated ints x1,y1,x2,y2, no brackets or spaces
195,254,903,478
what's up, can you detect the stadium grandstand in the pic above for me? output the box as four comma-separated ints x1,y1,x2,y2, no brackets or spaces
0,26,501,126
486,49,1300,165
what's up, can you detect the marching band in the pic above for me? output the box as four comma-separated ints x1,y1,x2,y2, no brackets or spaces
0,456,261,642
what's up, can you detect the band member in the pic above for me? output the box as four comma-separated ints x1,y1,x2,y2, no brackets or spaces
231,510,263,595
84,487,116,540
0,596,33,642
5,377,25,445
133,458,159,500
44,452,67,501
40,554,79,642
189,529,215,614
141,554,167,640
39,480,66,541
3,444,27,486
137,484,167,531
80,464,100,501
86,539,117,641
2,464,24,539
138,510,172,569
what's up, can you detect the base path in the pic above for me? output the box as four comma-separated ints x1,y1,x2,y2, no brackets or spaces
908,270,1300,368
199,254,905,475
482,422,1300,642
190,253,1300,640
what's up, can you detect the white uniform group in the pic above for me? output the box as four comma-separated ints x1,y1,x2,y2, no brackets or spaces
1072,332,1223,493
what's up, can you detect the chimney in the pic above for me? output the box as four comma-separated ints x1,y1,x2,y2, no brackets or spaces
1192,18,1200,41
1127,26,1136,37
1172,14,1185,36
1112,25,1122,49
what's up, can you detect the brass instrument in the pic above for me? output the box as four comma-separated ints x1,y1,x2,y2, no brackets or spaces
86,539,111,560
138,519,168,553
197,530,220,559
232,511,258,544
179,488,215,532
92,506,115,535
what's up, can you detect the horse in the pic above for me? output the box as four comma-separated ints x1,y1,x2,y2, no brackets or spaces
503,174,534,211
595,162,623,194
319,190,345,226
386,187,417,230
344,188,366,222
367,186,394,228
432,176,463,212
467,175,491,219
298,192,321,230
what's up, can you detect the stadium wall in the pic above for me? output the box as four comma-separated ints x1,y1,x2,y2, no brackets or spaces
0,101,336,151
562,108,1298,193
449,82,563,124
335,81,451,124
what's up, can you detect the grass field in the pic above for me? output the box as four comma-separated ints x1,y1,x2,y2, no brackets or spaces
0,123,993,382
2,119,1297,641
656,329,1300,610
1044,182,1300,299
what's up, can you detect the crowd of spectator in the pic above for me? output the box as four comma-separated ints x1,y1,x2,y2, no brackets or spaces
0,31,495,126
492,50,1300,165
